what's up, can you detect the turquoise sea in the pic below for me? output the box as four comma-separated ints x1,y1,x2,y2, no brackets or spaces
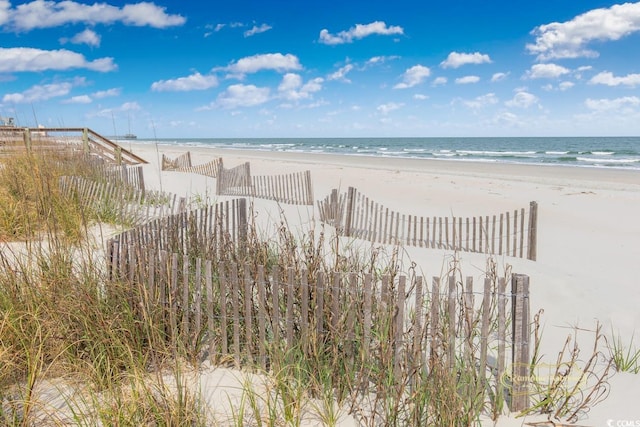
133,136,640,170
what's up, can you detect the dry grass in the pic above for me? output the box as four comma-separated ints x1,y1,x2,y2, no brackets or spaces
0,151,101,242
0,149,620,426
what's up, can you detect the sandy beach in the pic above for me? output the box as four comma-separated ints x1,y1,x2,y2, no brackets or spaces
3,140,637,425
5,0,640,422
140,143,640,331
126,141,640,425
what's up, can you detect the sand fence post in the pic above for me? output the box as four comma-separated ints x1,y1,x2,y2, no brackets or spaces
429,277,440,371
497,277,507,409
137,166,145,193
271,266,281,349
411,275,424,391
82,128,90,154
257,265,267,369
305,170,313,205
218,262,228,358
300,270,309,355
115,146,122,165
344,186,357,237
23,128,32,151
527,201,538,261
230,262,241,367
286,268,295,349
243,264,254,365
511,273,531,411
215,162,223,195
447,275,456,370
315,271,325,347
361,273,373,388
479,278,491,389
394,275,406,384
462,277,474,363
237,198,248,256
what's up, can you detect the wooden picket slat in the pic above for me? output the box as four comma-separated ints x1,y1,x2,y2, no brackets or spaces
318,186,538,260
107,231,532,414
447,275,456,369
215,161,313,205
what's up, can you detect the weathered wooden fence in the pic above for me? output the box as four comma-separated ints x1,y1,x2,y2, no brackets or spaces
162,152,193,170
215,162,252,196
250,170,314,205
60,176,182,226
0,127,147,165
162,152,222,178
319,187,538,260
109,198,248,262
105,244,531,412
97,163,145,191
216,162,314,205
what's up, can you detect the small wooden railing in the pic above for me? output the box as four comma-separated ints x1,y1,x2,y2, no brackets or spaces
0,127,147,165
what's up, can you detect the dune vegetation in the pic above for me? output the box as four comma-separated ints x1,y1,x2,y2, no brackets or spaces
0,149,636,426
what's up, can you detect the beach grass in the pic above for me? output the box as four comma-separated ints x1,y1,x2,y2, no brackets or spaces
0,149,624,425
0,151,86,242
609,327,640,374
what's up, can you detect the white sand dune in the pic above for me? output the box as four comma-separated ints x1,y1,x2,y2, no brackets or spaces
18,143,638,425
133,143,640,425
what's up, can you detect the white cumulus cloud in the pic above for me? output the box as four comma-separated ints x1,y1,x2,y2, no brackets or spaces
491,111,523,127
559,81,574,91
0,47,115,72
91,101,141,119
63,95,93,104
121,2,185,27
244,23,272,37
462,93,498,109
366,55,399,66
60,87,120,104
5,0,185,31
505,91,539,108
301,78,323,94
491,72,508,82
215,84,270,109
440,51,491,68
455,75,480,84
60,28,101,47
527,2,640,60
589,71,640,87
151,72,218,92
93,88,120,98
223,53,302,76
278,73,302,92
432,76,447,86
377,102,403,114
3,81,75,103
319,21,403,45
328,64,354,82
278,73,323,101
0,0,9,25
585,96,640,111
526,63,570,79
394,65,430,89
120,101,141,112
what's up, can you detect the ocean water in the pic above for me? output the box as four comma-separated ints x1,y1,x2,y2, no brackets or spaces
136,136,640,170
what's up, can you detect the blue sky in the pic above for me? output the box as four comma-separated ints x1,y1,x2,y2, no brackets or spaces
1,0,640,138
